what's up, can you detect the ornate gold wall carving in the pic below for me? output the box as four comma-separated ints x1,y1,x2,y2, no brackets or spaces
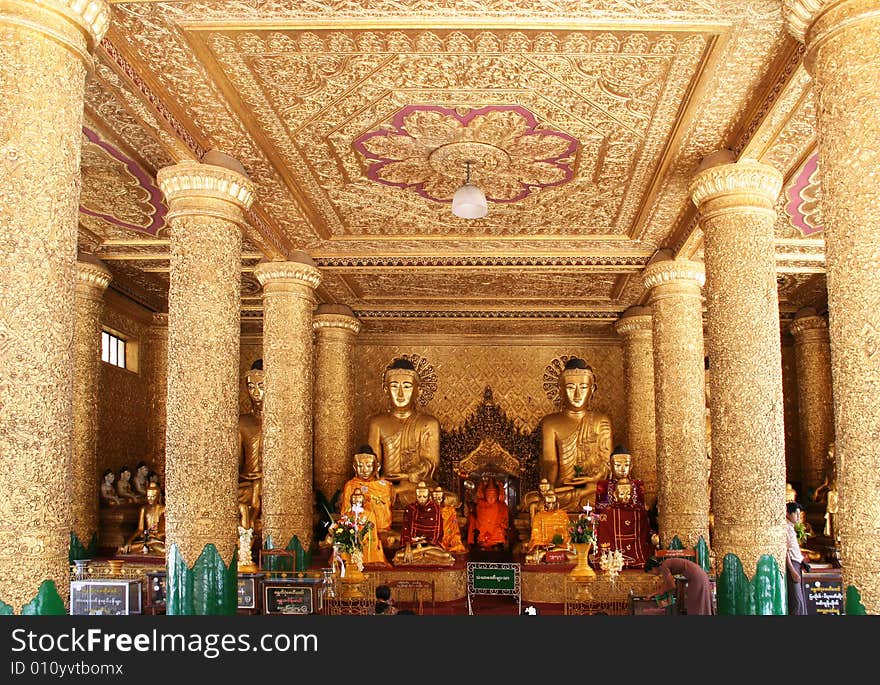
73,259,112,548
691,159,787,575
0,0,108,611
254,258,321,550
144,313,168,480
785,0,880,611
158,160,254,566
352,342,626,453
643,259,709,549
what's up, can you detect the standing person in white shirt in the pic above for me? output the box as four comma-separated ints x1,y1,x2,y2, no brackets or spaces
786,501,810,615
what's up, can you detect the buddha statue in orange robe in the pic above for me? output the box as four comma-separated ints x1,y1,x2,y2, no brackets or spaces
432,487,466,554
467,478,509,550
525,489,574,563
340,445,396,547
340,487,389,568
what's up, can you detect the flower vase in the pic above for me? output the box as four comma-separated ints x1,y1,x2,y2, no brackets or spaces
336,551,366,599
569,541,596,580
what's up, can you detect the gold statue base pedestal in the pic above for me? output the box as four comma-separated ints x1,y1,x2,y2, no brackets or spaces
568,542,596,581
337,569,367,599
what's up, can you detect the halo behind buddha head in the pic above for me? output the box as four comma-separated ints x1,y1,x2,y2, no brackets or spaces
543,355,597,407
382,354,437,407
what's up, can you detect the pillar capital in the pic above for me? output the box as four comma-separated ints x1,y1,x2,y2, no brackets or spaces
253,256,322,294
689,159,783,213
313,304,361,335
0,0,110,64
150,312,169,328
614,306,652,338
789,311,830,343
76,256,111,295
157,160,255,226
642,259,705,292
784,0,878,58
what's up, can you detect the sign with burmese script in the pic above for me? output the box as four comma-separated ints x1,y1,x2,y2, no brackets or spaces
70,580,142,616
466,562,521,615
804,572,844,615
263,582,317,615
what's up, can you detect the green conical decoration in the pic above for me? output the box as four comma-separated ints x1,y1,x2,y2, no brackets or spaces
20,580,66,616
166,543,238,615
752,554,786,615
695,536,711,573
262,534,309,573
0,599,14,615
846,586,867,615
69,531,98,563
717,553,785,615
668,536,685,550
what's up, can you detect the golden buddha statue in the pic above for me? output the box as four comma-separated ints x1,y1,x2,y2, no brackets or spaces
594,447,653,568
100,469,122,506
538,357,613,512
467,477,510,550
341,445,395,544
814,442,836,504
115,466,139,503
118,482,166,555
520,477,552,526
132,461,152,501
525,489,574,564
341,487,390,568
785,483,798,504
238,359,264,532
432,487,467,554
392,482,455,566
367,357,457,509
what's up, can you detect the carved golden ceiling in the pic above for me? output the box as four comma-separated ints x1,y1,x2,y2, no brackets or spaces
80,1,826,334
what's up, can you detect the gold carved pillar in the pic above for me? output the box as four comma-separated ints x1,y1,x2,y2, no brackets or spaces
72,256,112,560
0,0,110,613
253,255,322,552
313,304,362,503
690,158,787,576
788,308,834,492
145,313,169,481
642,258,709,549
614,306,658,508
785,0,880,611
157,157,254,614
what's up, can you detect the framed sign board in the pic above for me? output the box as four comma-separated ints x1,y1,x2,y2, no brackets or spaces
466,562,521,615
237,574,261,613
804,571,844,615
70,580,142,616
262,574,324,615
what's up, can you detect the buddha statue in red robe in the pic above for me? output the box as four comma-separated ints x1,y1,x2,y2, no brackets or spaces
392,482,455,566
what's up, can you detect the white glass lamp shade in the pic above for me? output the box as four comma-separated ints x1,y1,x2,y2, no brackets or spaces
451,182,488,219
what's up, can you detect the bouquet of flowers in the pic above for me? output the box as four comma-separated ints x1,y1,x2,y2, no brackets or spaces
568,504,597,544
329,512,373,554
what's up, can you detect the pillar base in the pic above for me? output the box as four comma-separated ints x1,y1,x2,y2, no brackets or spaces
166,544,238,615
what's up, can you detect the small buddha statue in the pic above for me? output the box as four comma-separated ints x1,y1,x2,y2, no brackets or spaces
824,476,839,543
334,487,390,568
537,358,613,512
238,359,264,532
132,461,152,501
785,483,797,504
367,358,457,509
593,447,653,568
117,482,166,555
466,477,510,550
814,442,836,504
525,489,575,564
432,487,467,554
100,469,122,506
341,445,395,547
519,478,552,526
392,482,455,566
115,466,139,503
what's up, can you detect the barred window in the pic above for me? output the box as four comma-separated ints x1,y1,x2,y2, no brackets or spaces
101,330,126,369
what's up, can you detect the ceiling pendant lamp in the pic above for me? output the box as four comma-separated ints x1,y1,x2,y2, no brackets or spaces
451,160,488,219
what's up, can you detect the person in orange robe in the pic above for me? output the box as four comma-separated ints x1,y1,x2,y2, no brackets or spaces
432,487,466,554
467,478,509,550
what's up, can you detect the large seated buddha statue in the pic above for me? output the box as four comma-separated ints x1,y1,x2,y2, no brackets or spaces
535,357,613,512
367,357,457,510
392,482,455,566
593,447,653,568
525,489,575,564
340,445,400,550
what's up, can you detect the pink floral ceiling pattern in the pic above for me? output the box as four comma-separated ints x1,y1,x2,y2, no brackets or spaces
786,152,823,236
80,127,167,236
353,105,578,204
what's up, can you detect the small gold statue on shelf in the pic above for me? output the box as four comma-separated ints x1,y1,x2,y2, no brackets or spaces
238,359,264,532
115,466,140,503
341,445,396,548
100,469,122,507
432,487,467,554
117,482,166,555
525,489,574,564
